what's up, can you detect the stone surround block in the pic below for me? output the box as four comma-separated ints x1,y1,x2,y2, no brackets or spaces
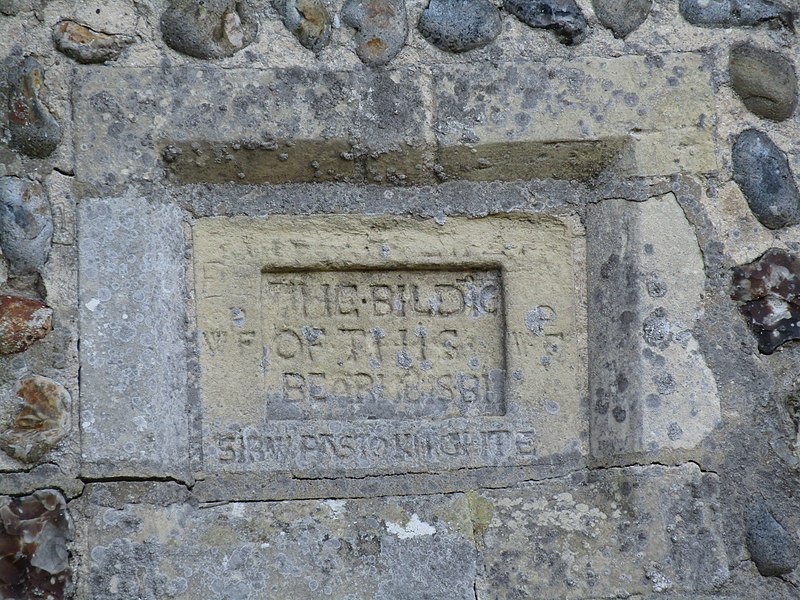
72,53,716,188
588,193,721,462
78,195,190,480
193,214,587,479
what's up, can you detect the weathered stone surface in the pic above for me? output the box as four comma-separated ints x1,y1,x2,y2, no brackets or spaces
731,248,800,355
433,53,716,180
0,295,52,355
0,490,72,600
679,0,795,28
79,195,189,480
476,464,728,597
0,252,7,286
588,193,720,461
0,375,70,463
273,0,332,53
5,57,61,159
83,489,476,599
194,215,585,478
73,67,429,186
0,0,41,15
747,504,800,577
160,0,259,59
0,176,52,275
503,0,587,45
342,0,408,66
72,54,714,186
418,0,502,53
592,0,651,38
52,19,136,64
730,43,798,122
732,129,800,230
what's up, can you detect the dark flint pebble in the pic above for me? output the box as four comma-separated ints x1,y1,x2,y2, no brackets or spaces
679,0,795,29
418,0,502,53
341,0,408,66
273,0,332,54
0,177,53,275
503,0,587,45
730,43,797,122
160,0,259,59
747,504,800,577
592,0,651,38
732,129,800,230
6,57,62,159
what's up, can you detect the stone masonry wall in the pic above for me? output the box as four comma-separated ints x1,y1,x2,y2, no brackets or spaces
1,0,800,598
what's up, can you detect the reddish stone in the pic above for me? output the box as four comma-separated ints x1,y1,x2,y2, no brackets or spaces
0,296,53,355
342,0,408,66
731,248,800,354
0,490,72,600
53,20,136,64
6,57,62,159
0,375,70,463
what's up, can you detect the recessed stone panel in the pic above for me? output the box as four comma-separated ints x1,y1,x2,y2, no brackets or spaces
261,267,505,420
193,215,586,477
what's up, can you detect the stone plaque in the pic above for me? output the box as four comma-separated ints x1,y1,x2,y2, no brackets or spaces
194,216,585,476
261,268,505,420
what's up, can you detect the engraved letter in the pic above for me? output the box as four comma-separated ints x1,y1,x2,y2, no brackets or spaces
371,285,393,316
276,329,302,359
439,330,458,359
456,372,481,403
282,373,306,402
336,284,359,316
515,431,536,455
436,285,466,316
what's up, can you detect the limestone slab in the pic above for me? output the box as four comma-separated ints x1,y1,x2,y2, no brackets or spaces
587,193,720,461
81,489,477,600
475,464,729,598
432,53,717,178
72,66,430,187
78,195,189,479
71,54,716,188
193,215,586,478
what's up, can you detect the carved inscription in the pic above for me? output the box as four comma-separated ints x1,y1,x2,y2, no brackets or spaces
261,269,505,419
194,215,583,475
216,427,536,467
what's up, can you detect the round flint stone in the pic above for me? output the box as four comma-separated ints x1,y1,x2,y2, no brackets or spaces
0,177,53,275
418,0,502,53
730,43,798,122
503,0,588,46
592,0,651,38
0,295,53,355
341,0,409,66
273,0,332,54
0,375,71,463
679,0,795,28
53,20,136,64
160,0,259,59
732,129,800,230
